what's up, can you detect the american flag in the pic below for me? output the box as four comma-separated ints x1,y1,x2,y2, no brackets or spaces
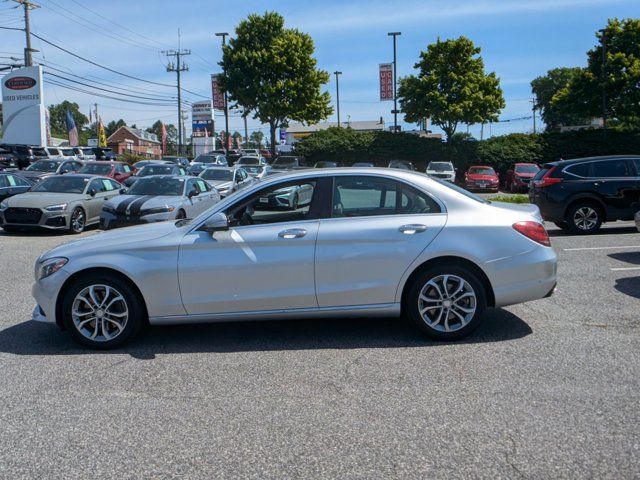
65,109,79,146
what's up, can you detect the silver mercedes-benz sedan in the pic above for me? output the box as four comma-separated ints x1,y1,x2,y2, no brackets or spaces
31,168,557,349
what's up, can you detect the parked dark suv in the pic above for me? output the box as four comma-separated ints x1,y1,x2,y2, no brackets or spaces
529,155,640,234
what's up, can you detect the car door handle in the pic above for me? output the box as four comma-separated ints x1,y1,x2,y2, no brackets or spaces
399,224,428,234
278,228,307,239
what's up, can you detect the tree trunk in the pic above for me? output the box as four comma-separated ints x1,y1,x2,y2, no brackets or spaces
269,120,277,159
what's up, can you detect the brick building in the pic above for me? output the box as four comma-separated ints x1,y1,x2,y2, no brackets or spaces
107,126,162,158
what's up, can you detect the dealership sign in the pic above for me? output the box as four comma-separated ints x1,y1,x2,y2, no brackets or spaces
210,74,226,110
379,63,393,101
1,66,47,146
191,100,214,137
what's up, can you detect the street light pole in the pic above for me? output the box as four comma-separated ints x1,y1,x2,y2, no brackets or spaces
598,28,607,141
334,71,342,127
388,32,401,133
215,32,230,150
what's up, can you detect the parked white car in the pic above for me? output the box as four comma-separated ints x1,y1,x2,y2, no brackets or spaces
31,168,557,349
426,161,456,182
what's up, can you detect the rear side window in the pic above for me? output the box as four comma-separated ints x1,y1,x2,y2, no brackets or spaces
565,163,590,177
590,159,631,178
632,158,640,176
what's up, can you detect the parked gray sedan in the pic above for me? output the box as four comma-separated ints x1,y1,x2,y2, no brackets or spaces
100,175,220,229
0,174,122,233
32,168,557,349
198,166,255,197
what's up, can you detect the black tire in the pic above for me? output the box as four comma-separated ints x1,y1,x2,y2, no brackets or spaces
175,209,186,220
68,207,86,234
553,221,568,230
405,265,487,341
564,201,602,235
61,273,146,349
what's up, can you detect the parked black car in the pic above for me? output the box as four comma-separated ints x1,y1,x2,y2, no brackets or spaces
0,172,33,201
0,144,35,169
92,147,117,160
529,155,640,234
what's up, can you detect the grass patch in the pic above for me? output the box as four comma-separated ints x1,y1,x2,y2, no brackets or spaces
488,194,531,204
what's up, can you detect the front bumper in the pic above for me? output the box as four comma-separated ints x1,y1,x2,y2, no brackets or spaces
0,208,71,230
100,211,173,229
465,182,499,192
31,267,71,324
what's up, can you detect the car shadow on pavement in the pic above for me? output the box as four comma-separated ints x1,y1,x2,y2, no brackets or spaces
0,308,531,359
547,225,639,237
609,252,640,265
614,277,640,300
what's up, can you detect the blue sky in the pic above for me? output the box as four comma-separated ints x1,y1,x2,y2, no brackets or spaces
0,0,637,140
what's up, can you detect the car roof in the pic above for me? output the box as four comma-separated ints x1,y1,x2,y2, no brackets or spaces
203,165,237,171
545,155,640,167
84,161,122,165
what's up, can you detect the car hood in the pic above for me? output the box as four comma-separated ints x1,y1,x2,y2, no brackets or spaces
3,191,87,208
105,194,183,213
42,221,182,260
467,173,498,181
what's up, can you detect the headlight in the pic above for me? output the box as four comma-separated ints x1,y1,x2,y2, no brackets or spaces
140,206,175,216
36,257,68,281
0,200,8,210
44,203,67,212
102,205,116,214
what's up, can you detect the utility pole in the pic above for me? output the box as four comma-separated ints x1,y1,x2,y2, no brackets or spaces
598,28,607,141
387,32,401,133
163,48,190,155
243,111,248,149
530,97,537,134
215,32,229,150
13,0,39,67
333,71,342,127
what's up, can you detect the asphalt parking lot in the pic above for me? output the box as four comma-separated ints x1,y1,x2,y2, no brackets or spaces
0,221,638,479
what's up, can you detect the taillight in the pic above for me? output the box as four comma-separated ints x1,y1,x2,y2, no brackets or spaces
533,166,562,188
513,221,551,247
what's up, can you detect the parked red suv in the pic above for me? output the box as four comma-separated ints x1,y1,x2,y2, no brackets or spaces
79,161,134,184
505,163,541,192
464,165,499,192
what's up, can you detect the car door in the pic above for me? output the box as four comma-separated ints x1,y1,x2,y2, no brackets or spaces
85,179,114,222
314,175,447,308
195,179,217,214
589,158,639,220
178,177,324,315
182,178,201,216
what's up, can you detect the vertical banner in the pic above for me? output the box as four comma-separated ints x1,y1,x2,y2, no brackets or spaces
379,63,394,101
211,74,225,110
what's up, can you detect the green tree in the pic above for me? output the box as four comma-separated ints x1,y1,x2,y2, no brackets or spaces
220,11,332,157
554,18,640,129
531,68,585,130
48,101,89,138
105,119,127,137
249,130,264,147
398,37,505,143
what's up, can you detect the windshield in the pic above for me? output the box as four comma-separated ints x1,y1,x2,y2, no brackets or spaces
32,176,88,193
244,166,263,174
26,160,60,172
194,155,216,164
60,149,75,156
128,177,184,196
138,165,175,177
468,167,496,175
201,169,233,180
238,157,259,165
515,164,540,174
428,162,453,172
82,148,94,155
80,164,112,175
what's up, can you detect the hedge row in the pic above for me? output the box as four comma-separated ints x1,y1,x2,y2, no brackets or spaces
294,127,640,174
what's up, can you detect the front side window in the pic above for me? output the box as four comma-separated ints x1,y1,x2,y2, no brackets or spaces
226,180,317,226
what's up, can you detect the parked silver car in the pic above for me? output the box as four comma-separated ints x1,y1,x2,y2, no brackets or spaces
1,174,122,233
31,168,557,349
100,175,220,229
198,166,255,197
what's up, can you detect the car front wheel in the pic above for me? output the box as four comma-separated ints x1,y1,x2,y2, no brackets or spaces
405,265,487,340
61,274,145,349
69,207,85,234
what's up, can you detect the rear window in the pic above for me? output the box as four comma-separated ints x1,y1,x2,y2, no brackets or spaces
533,167,550,181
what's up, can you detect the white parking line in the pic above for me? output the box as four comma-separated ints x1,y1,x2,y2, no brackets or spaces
564,246,640,251
610,267,640,271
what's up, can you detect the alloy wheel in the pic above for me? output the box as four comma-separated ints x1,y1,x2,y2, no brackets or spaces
71,284,129,342
71,208,85,233
418,274,477,332
573,206,598,231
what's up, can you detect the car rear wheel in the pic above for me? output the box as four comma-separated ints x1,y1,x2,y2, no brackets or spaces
61,274,145,349
565,202,602,234
553,221,568,230
405,265,487,340
69,207,85,234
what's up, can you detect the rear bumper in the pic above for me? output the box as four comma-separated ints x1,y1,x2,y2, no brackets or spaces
488,245,558,307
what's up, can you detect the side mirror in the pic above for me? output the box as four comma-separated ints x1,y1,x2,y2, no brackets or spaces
119,188,127,194
60,168,69,174
201,212,229,233
188,189,199,198
89,188,96,197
